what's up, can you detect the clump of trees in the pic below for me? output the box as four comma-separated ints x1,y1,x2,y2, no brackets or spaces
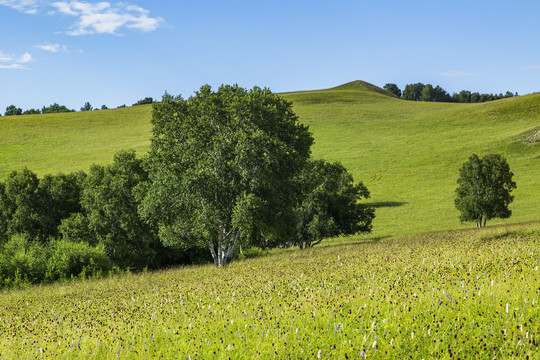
132,97,153,106
455,154,516,227
384,83,517,103
0,84,375,284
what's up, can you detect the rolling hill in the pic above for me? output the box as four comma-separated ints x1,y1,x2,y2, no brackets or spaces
1,81,538,237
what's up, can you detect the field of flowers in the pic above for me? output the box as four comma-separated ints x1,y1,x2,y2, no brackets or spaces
0,223,539,359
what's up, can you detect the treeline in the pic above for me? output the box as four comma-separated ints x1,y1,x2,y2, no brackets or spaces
1,97,153,117
0,149,374,287
0,151,209,287
383,83,518,103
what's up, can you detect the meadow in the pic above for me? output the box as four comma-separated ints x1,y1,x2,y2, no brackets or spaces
0,81,539,358
1,81,538,238
0,222,538,358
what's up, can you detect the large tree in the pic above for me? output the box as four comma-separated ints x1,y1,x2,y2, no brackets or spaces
139,85,313,267
455,154,516,228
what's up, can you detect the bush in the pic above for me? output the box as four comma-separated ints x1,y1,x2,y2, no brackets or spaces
45,239,111,281
0,235,111,288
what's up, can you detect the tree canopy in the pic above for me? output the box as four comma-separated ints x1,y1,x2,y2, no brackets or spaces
294,160,374,249
139,85,314,267
455,154,516,227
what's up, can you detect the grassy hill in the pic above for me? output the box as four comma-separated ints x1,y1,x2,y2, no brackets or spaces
1,81,538,237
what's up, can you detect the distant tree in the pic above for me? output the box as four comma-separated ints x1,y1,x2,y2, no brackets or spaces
470,92,480,103
421,84,435,101
402,83,425,101
139,85,313,267
457,90,472,103
293,160,375,249
101,105,108,110
23,108,41,115
455,154,516,228
505,91,515,98
5,105,22,116
383,83,401,98
117,104,126,108
42,103,74,114
132,97,153,106
80,102,93,111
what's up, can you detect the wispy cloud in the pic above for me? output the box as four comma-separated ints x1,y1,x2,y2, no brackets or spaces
51,1,163,36
440,70,477,77
0,51,33,70
0,0,39,14
35,43,67,52
524,64,540,70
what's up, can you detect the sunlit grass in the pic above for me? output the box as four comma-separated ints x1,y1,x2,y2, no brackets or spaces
0,222,538,358
0,81,538,238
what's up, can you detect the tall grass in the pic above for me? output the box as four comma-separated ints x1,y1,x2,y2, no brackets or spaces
0,222,538,358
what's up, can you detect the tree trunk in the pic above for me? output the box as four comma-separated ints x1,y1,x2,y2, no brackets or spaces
209,227,240,267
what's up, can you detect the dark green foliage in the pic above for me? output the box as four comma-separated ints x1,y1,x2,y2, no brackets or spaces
0,181,9,242
455,154,517,227
2,169,42,240
41,103,74,114
0,235,110,287
80,102,93,111
140,85,314,267
383,83,401,98
402,83,425,101
5,105,22,116
294,160,374,248
132,97,153,106
399,82,516,103
79,150,158,268
101,105,108,110
23,108,41,115
0,169,85,242
37,172,86,240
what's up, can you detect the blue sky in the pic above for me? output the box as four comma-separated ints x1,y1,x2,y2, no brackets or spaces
1,0,540,111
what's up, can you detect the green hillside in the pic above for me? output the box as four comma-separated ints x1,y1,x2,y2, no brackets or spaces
1,81,538,237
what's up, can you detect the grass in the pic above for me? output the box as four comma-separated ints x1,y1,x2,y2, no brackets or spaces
0,106,152,177
281,81,540,237
1,81,537,238
0,222,538,358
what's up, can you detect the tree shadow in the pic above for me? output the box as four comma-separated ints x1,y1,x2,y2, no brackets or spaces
368,201,407,208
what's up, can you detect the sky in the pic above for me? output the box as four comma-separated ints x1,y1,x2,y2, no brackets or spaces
1,0,540,111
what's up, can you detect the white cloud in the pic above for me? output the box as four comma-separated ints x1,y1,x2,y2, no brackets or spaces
440,70,477,77
0,0,39,14
0,51,32,70
51,1,163,35
35,43,68,52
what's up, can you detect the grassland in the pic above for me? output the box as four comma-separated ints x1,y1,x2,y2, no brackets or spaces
0,222,538,358
1,80,538,238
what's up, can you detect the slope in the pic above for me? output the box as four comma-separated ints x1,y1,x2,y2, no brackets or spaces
0,81,538,237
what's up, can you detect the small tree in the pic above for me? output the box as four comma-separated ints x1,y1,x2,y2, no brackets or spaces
80,102,93,111
455,154,516,228
402,83,425,101
383,83,401,98
5,105,22,116
294,160,375,248
132,97,153,106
